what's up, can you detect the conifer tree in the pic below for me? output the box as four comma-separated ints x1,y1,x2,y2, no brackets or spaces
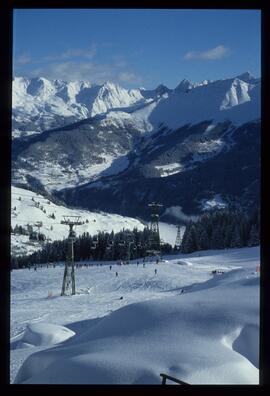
247,224,259,247
230,225,242,248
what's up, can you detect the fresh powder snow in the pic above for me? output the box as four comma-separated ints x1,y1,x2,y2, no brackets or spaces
11,246,259,384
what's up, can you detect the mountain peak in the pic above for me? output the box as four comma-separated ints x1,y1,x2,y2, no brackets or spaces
155,84,171,96
101,81,119,90
235,71,255,83
174,79,194,92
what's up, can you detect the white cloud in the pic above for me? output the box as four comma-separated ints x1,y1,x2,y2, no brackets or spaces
28,60,143,86
183,45,231,61
14,45,143,87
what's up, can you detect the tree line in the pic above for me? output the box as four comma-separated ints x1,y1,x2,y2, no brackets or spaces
181,207,260,254
11,207,260,269
11,227,173,268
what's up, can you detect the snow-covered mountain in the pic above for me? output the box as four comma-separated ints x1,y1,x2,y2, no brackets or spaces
12,77,145,138
12,72,260,222
12,72,260,138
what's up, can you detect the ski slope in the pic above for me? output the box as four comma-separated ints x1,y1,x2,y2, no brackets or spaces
11,246,260,384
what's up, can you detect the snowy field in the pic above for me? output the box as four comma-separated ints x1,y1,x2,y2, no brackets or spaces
11,246,259,384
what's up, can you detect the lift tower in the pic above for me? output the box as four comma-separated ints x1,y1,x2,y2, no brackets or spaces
174,225,182,250
147,202,163,254
61,216,83,296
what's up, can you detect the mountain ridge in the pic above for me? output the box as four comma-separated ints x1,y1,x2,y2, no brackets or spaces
12,72,261,222
13,72,260,138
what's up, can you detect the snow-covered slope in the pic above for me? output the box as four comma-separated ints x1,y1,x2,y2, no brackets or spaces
147,75,260,130
11,186,178,256
11,186,145,256
87,72,260,132
11,246,260,384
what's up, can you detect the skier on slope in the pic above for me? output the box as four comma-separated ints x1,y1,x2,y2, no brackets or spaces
155,269,157,275
116,272,118,277
110,265,112,270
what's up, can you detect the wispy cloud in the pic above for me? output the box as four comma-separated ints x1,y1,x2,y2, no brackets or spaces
183,45,231,61
16,53,32,65
14,44,143,86
43,45,97,62
27,60,143,86
118,72,143,84
15,44,97,67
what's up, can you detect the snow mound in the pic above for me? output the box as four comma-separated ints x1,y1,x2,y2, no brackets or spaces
14,259,259,384
232,324,259,368
176,260,192,266
18,323,75,347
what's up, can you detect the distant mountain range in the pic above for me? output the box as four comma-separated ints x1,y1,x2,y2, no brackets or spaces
12,72,261,223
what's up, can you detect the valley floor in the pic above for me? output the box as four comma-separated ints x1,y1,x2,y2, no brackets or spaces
10,246,260,384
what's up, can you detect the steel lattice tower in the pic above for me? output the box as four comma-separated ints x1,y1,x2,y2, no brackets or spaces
174,225,182,250
61,216,83,296
148,202,163,253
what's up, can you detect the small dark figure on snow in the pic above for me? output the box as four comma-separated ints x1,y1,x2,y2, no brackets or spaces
119,296,123,300
155,269,157,275
156,258,159,265
34,266,37,271
116,272,118,277
137,261,139,266
143,263,145,268
181,289,184,294
110,265,112,270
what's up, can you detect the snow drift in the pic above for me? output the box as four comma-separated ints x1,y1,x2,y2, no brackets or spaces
17,323,75,348
14,247,259,385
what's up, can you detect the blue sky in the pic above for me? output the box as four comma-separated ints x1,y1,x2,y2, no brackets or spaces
13,9,261,89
